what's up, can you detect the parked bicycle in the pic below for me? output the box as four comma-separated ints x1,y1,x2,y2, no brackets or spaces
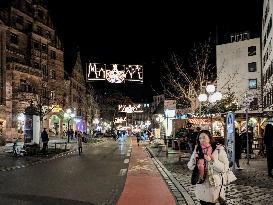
12,139,27,156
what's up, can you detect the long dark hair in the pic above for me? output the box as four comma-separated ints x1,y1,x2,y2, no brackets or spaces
196,130,216,158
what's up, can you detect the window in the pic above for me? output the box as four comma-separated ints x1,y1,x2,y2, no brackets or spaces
38,9,44,19
26,21,32,32
10,33,18,44
50,91,55,100
33,41,39,50
37,26,42,35
42,88,47,98
16,15,23,25
50,50,56,59
50,70,56,79
250,97,258,110
249,79,257,89
248,46,256,56
248,62,257,72
42,65,48,76
46,31,51,39
25,2,32,13
33,62,40,69
20,80,27,91
41,43,47,52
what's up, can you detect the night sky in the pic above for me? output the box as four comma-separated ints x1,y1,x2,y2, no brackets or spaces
3,0,263,102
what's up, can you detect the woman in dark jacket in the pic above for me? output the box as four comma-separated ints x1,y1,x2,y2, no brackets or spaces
264,123,273,177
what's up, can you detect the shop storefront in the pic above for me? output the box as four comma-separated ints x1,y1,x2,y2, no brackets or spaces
49,115,61,136
235,115,264,152
75,118,86,133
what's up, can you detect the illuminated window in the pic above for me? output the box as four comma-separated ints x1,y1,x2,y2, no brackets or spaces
249,79,257,89
33,62,40,69
41,43,47,52
50,70,56,79
50,91,55,100
10,33,18,44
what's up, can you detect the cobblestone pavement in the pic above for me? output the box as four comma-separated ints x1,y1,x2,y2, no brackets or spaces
150,147,273,205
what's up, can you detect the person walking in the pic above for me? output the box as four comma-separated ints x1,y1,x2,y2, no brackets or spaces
235,128,243,169
41,128,49,154
187,130,229,205
77,132,83,155
187,124,196,154
264,123,273,177
136,132,141,146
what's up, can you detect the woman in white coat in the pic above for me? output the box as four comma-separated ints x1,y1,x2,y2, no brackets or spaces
187,130,229,205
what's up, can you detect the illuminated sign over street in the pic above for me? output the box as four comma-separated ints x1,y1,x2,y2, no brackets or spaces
118,104,144,113
86,63,143,83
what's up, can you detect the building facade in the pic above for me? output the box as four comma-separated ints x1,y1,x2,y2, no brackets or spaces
0,0,65,140
0,0,100,142
216,33,262,114
262,0,273,113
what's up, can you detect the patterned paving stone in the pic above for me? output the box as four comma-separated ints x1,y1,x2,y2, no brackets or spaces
150,147,273,205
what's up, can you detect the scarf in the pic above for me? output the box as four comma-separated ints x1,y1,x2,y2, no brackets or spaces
195,144,213,180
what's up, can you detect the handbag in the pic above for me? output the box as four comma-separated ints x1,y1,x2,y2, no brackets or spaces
217,148,237,185
222,169,237,185
191,164,199,185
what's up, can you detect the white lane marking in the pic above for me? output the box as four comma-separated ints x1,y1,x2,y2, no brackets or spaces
119,168,127,176
124,158,130,164
127,153,130,157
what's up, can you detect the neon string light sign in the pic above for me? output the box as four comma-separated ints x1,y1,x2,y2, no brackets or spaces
118,104,144,113
86,63,143,83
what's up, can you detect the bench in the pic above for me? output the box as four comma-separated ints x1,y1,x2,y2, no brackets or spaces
53,142,67,152
48,140,68,152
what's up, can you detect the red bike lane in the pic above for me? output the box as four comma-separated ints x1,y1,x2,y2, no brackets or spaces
117,138,176,205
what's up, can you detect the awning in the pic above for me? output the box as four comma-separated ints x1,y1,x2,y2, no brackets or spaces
188,118,210,125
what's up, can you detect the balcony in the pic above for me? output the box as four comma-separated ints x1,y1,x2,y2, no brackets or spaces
9,63,43,77
13,91,37,102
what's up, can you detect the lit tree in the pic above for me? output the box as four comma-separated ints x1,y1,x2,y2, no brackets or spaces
162,38,241,116
161,38,215,113
98,92,133,125
207,88,240,114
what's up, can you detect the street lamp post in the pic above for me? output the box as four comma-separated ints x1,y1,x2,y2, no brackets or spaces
198,85,222,135
242,94,254,165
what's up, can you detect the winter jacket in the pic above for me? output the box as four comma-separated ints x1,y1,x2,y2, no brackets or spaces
187,145,229,203
78,134,83,148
